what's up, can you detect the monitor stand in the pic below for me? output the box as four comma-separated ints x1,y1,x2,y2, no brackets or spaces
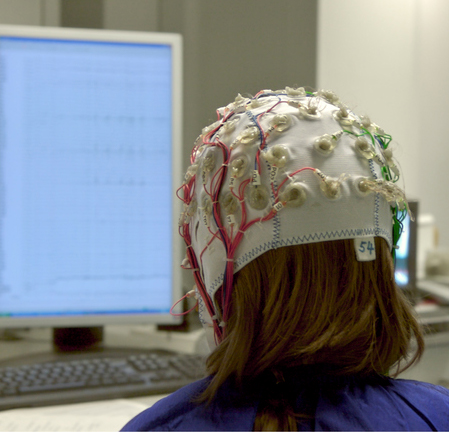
0,329,25,341
0,326,167,368
53,327,104,352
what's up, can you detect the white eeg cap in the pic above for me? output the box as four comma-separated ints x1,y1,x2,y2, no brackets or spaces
178,88,408,340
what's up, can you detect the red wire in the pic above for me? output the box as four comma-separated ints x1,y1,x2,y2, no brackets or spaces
275,167,316,196
177,95,315,342
170,291,198,316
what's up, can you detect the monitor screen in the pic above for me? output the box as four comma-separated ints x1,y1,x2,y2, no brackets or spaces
394,200,418,301
0,25,183,329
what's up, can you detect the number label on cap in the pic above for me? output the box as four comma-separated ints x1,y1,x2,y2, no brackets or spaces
354,237,376,261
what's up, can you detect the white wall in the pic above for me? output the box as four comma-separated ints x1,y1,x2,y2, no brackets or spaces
318,0,449,246
414,0,449,247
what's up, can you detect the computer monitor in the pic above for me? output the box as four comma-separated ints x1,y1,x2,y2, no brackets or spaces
0,25,184,349
395,200,419,303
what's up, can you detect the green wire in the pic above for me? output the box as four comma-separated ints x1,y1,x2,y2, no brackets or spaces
359,127,375,145
382,166,392,182
342,129,370,139
378,133,392,148
343,126,401,260
391,208,404,262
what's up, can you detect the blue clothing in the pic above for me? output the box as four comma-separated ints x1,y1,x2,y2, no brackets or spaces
122,374,449,431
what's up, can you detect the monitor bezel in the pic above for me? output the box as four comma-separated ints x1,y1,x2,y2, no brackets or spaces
0,24,184,328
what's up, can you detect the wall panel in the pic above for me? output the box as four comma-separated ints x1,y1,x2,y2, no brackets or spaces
103,0,159,31
0,0,41,25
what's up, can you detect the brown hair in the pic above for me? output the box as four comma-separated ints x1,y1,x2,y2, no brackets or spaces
199,238,424,430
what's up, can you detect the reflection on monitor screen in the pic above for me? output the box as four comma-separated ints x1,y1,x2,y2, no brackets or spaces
395,214,410,286
0,25,183,332
394,201,418,300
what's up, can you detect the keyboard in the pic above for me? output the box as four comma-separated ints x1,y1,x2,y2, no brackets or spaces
0,349,206,411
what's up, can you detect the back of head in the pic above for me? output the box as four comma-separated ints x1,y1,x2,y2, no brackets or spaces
177,87,423,429
206,238,422,386
205,237,423,430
